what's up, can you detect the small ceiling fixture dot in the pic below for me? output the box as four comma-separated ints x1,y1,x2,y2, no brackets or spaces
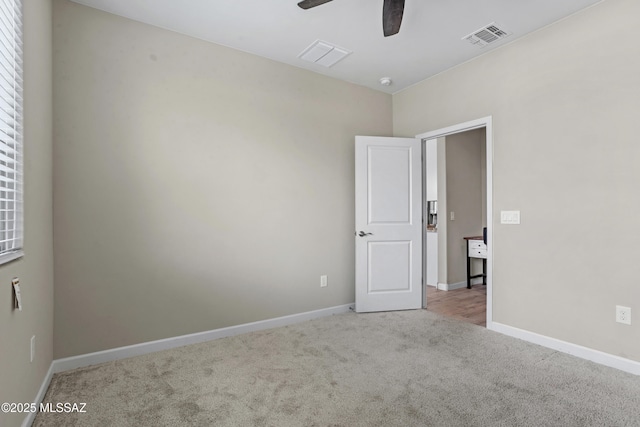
379,77,392,86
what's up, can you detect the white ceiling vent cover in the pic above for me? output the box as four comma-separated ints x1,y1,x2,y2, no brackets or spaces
298,40,351,68
462,23,511,48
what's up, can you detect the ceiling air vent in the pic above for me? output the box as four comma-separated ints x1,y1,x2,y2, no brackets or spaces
298,40,351,68
462,23,511,48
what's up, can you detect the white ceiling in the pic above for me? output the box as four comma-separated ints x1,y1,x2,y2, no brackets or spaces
69,0,603,94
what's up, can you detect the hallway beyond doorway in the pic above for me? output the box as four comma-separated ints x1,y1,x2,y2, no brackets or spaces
426,285,486,327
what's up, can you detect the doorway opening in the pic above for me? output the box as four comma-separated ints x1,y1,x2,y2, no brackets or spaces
417,117,493,328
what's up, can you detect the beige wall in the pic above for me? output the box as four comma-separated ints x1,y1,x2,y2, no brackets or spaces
0,1,54,426
52,0,392,358
445,129,485,285
393,0,640,360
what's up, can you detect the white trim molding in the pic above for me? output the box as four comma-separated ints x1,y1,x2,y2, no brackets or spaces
490,322,640,376
22,364,54,427
51,303,354,374
416,116,493,329
436,281,467,291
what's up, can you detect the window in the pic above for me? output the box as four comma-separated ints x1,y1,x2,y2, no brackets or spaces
0,0,23,265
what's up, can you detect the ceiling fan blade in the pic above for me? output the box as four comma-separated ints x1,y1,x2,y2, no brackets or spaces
297,0,334,10
383,0,405,37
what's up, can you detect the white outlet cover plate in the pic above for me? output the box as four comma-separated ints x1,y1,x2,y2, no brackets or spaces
501,210,521,224
616,305,631,325
320,275,328,288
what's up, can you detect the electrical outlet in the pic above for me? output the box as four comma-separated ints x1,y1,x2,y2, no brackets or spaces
30,335,35,363
320,275,328,288
616,305,631,325
450,212,455,221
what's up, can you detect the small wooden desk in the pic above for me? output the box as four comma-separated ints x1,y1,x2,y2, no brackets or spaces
464,236,486,289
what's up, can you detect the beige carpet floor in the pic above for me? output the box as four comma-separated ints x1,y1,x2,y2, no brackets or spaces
34,310,640,426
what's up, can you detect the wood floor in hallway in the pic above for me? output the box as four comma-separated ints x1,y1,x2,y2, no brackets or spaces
426,285,487,327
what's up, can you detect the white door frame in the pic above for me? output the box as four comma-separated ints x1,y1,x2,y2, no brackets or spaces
416,116,493,329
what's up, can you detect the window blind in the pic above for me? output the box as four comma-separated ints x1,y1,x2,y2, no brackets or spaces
0,0,23,265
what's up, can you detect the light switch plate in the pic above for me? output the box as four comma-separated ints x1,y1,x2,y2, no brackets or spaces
500,210,521,224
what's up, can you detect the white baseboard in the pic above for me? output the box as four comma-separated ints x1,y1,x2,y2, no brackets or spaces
51,303,354,374
471,277,484,286
437,281,467,291
489,322,640,376
22,363,54,427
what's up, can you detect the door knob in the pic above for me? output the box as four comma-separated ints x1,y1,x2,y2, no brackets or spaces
358,231,373,237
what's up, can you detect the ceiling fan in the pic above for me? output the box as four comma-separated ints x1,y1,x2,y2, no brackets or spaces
297,0,405,37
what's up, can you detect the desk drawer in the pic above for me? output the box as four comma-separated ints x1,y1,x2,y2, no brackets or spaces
469,248,487,259
469,240,486,250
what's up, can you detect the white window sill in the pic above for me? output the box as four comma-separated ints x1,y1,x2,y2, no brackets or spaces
0,250,24,266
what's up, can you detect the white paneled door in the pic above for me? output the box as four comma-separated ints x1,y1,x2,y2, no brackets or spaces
355,136,422,312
